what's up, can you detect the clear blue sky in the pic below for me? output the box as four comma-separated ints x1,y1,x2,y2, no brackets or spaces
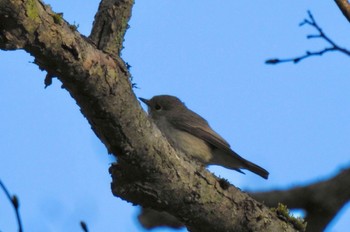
1,1,349,231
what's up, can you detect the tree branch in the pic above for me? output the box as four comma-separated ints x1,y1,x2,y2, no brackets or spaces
335,0,350,23
0,179,23,232
89,0,134,56
110,162,302,232
80,221,89,232
251,166,350,232
138,208,183,229
266,11,350,65
0,0,300,231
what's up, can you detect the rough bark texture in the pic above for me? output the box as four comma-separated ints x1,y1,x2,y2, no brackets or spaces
0,0,349,231
0,0,299,231
138,208,183,229
90,0,132,55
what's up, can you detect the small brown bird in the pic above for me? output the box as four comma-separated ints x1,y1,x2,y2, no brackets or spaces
140,95,269,179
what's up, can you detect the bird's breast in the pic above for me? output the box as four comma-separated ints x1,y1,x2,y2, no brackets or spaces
155,118,212,163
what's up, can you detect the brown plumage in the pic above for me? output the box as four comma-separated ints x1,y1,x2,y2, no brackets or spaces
140,95,269,179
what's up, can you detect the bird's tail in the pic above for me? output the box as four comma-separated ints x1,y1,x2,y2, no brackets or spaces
241,159,269,179
211,149,269,179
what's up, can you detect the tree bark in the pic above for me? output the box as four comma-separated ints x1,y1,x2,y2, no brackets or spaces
2,0,346,231
251,167,350,232
335,0,350,23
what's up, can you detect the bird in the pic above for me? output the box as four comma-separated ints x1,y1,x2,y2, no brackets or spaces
139,95,269,179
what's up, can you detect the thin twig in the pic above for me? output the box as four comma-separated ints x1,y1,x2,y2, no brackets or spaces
0,179,23,232
266,11,350,65
80,221,89,232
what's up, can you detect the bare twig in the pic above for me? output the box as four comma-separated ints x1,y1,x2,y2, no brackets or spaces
335,0,350,23
0,179,23,232
266,11,350,64
80,221,89,232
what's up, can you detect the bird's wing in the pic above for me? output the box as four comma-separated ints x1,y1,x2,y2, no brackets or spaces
169,109,233,154
170,109,270,179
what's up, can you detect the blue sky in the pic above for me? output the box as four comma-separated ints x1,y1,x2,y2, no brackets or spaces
1,1,350,231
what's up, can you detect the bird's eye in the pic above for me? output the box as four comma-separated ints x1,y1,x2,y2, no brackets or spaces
155,104,162,111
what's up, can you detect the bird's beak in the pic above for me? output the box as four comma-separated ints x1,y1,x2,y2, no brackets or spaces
139,97,150,106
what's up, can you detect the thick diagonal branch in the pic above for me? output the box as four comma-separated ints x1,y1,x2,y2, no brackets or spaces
0,1,299,231
251,167,350,232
